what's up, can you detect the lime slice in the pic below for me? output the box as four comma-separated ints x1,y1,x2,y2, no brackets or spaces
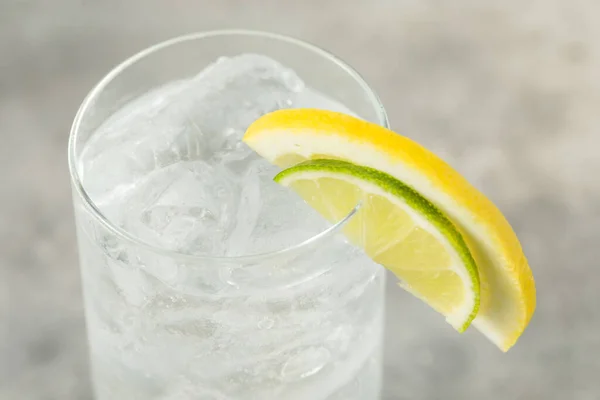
275,159,480,332
244,108,536,351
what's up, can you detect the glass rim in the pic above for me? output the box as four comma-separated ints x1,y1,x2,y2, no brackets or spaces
68,29,389,263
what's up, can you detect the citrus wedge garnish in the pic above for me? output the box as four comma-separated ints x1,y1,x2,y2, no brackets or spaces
244,109,536,351
275,159,480,332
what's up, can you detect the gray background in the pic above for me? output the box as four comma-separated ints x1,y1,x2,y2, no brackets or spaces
2,1,599,399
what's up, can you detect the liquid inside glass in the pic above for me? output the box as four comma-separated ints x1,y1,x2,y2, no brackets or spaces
76,53,385,399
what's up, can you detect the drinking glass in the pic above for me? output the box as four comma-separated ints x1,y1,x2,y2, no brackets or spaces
69,30,389,400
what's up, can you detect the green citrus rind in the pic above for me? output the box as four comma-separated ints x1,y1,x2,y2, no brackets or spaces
275,159,480,332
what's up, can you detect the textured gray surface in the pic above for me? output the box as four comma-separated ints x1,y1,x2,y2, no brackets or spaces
2,1,600,399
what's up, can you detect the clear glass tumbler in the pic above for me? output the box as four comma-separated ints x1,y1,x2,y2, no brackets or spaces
69,30,389,400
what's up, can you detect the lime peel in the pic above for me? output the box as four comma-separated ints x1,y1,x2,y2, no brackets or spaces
275,159,480,332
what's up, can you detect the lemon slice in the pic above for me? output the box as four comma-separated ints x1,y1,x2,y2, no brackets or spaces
244,108,536,351
275,159,480,331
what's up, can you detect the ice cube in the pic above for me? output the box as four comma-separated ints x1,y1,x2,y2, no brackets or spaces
246,159,331,254
214,141,259,175
225,163,262,256
172,54,306,157
80,80,205,205
122,161,240,255
81,53,305,218
280,346,331,382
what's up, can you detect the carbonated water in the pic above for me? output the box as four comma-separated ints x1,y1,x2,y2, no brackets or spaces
75,54,385,399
